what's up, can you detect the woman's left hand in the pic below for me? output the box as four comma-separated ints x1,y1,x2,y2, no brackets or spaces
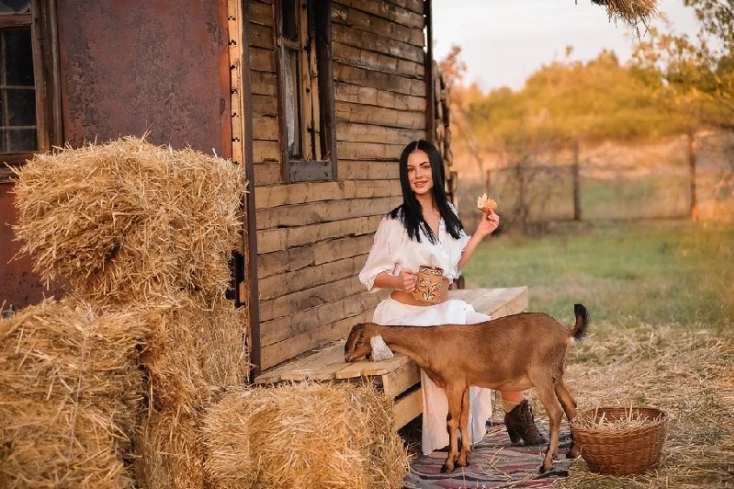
476,209,500,238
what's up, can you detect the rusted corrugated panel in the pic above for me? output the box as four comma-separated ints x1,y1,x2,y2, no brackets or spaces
0,1,233,309
56,0,232,156
0,186,65,310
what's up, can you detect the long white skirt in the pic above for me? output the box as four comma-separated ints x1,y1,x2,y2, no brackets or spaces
372,297,493,455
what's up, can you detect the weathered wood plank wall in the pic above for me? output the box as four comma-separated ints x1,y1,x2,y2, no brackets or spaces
250,0,427,370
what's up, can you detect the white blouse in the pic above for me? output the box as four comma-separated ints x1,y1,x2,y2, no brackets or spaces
359,208,471,293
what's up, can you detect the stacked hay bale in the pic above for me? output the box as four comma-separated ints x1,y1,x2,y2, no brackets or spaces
13,137,244,308
0,298,147,488
201,383,410,489
134,294,248,489
10,136,250,489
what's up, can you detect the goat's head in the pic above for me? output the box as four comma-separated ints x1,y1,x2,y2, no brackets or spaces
344,323,375,362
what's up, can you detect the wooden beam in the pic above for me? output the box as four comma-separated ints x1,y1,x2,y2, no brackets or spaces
254,179,401,209
334,64,426,97
424,0,435,144
232,0,262,379
337,160,400,180
331,2,424,46
333,41,424,79
256,214,382,254
337,0,424,28
335,83,426,111
257,196,395,229
393,388,423,431
258,255,366,300
257,235,374,278
332,23,424,64
259,291,382,348
335,101,425,129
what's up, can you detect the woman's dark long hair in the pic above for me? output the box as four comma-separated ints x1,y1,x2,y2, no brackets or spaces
388,140,464,242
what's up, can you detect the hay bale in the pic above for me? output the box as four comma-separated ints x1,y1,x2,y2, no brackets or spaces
201,383,409,489
12,136,247,306
200,389,257,489
0,298,147,489
139,294,249,415
590,0,658,27
134,410,204,489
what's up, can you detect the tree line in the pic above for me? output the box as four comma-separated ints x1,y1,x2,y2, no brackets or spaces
441,0,734,148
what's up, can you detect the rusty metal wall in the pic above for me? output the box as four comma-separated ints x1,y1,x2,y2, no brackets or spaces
0,187,65,309
57,0,232,153
1,0,233,309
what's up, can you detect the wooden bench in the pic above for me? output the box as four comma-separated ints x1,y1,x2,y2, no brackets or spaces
254,286,529,429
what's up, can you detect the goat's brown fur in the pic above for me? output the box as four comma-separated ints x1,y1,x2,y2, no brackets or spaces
344,304,588,473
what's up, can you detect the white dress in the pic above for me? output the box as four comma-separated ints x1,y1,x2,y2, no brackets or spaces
358,209,493,455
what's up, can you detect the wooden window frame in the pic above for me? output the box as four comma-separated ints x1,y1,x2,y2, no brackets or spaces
0,0,62,183
274,0,337,183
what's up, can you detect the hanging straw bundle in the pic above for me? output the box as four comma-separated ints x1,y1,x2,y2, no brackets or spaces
0,298,147,489
201,383,409,489
12,136,247,307
589,0,658,27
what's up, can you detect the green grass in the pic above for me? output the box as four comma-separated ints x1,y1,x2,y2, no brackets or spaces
462,219,734,330
581,176,690,220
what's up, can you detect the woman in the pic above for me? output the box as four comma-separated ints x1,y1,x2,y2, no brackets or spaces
358,140,545,455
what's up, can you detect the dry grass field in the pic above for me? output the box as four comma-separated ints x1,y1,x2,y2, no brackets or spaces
465,220,734,488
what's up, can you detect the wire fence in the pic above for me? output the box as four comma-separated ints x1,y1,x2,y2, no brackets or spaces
454,132,734,232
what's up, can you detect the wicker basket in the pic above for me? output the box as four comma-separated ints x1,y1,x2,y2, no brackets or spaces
570,406,667,475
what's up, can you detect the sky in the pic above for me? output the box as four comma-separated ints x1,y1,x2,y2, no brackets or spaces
432,0,702,92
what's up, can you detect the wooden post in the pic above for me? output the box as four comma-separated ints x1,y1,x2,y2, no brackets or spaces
232,0,261,380
485,168,491,196
688,132,698,222
573,141,581,221
424,0,435,143
516,161,526,233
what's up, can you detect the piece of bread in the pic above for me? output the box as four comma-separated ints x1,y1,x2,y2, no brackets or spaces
476,193,498,213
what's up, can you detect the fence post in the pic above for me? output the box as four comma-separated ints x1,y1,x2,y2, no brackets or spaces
516,160,527,233
688,133,698,222
573,141,582,221
485,169,491,195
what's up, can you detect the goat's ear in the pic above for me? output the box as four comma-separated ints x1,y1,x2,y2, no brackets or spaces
345,323,365,353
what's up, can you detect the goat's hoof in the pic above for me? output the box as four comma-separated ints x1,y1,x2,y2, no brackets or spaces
566,444,581,458
440,464,454,473
538,464,553,475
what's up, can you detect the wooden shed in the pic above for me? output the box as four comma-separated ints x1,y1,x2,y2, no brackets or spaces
1,1,527,427
1,0,433,365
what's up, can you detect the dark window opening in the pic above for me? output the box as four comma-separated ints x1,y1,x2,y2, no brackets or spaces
277,0,335,182
0,0,61,183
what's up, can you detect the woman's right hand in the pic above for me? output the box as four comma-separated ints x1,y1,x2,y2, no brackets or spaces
397,269,417,293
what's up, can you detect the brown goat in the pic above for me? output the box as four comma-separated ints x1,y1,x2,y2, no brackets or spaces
344,303,588,473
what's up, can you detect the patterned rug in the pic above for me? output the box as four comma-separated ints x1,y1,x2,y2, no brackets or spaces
403,422,576,489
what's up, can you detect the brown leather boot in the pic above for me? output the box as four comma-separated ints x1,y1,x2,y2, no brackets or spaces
504,399,548,446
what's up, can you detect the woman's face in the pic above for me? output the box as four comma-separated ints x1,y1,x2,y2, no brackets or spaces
406,150,433,196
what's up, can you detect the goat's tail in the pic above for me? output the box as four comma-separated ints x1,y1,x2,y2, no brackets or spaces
569,303,589,342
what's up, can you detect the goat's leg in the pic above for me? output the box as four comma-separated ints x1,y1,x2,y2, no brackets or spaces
555,378,580,458
456,387,471,468
441,386,463,473
535,386,564,474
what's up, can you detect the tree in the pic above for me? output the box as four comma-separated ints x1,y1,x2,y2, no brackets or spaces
631,2,734,129
438,44,467,90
